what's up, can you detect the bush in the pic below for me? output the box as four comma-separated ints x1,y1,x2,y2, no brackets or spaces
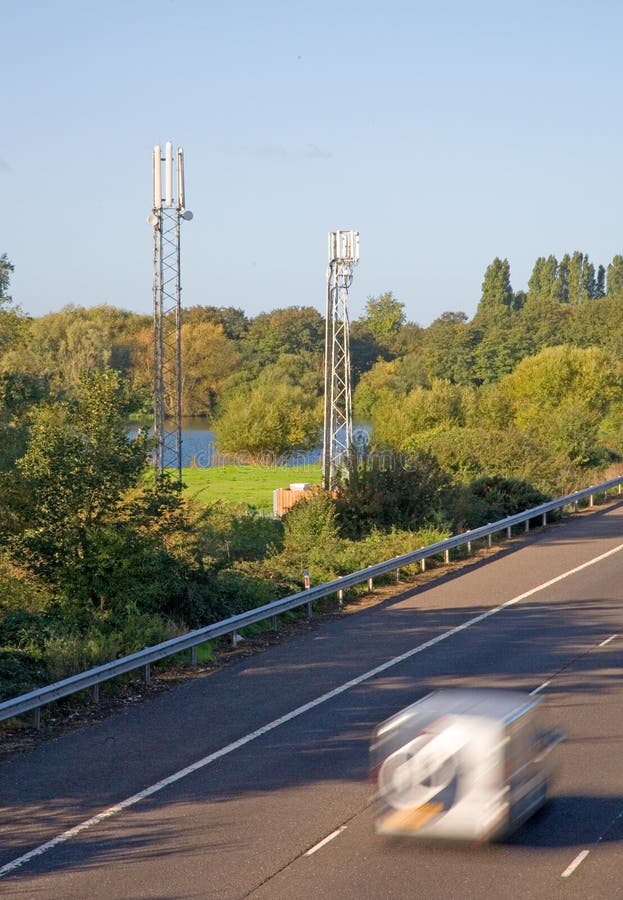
334,449,452,538
464,476,552,528
0,648,48,701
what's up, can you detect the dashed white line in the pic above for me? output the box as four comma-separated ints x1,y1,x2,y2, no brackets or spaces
561,849,590,878
599,633,617,647
530,680,551,695
3,541,623,879
305,826,346,856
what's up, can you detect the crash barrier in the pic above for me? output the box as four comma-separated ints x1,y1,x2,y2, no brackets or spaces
2,476,623,728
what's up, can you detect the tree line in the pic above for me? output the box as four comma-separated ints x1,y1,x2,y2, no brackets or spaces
2,248,623,703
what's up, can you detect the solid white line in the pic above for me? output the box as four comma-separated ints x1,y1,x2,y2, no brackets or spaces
599,633,618,647
561,849,590,878
3,541,623,879
305,826,346,856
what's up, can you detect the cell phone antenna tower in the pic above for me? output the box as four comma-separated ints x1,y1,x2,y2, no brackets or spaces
148,143,193,482
322,230,360,491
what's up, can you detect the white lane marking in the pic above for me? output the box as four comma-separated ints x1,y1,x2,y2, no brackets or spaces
305,826,346,856
530,680,551,695
3,541,623,879
599,633,618,647
561,849,590,878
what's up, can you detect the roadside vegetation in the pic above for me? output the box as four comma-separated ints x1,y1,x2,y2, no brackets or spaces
1,250,623,702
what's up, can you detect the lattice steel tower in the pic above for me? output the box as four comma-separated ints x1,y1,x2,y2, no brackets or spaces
149,143,193,482
322,230,360,491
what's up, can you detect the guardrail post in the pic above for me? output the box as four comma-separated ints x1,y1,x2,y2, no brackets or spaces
421,557,426,572
367,577,373,591
488,533,492,548
445,549,450,564
92,683,100,703
144,663,151,684
190,646,197,665
525,520,530,533
589,493,594,507
574,501,578,512
271,615,278,630
619,483,622,495
33,707,41,730
307,600,313,618
506,526,512,539
467,541,472,554
337,589,343,608
542,512,547,527
396,568,400,583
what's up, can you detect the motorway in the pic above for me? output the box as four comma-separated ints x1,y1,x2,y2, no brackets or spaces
1,504,623,899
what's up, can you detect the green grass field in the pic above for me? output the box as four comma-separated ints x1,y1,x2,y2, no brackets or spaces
180,464,322,511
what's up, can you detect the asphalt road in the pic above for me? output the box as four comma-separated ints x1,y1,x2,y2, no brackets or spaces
2,504,623,899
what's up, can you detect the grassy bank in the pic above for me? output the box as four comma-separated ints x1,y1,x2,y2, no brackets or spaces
180,464,322,511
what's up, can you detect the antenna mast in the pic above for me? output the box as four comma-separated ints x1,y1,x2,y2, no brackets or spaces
149,143,193,483
322,230,359,491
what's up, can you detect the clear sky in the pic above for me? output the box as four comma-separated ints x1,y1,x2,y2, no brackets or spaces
3,0,622,326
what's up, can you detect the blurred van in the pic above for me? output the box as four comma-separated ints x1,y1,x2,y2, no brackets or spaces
370,689,563,842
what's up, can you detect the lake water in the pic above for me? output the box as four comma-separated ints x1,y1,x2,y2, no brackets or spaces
131,419,368,468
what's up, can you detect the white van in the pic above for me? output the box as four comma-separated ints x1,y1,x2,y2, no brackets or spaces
370,689,563,842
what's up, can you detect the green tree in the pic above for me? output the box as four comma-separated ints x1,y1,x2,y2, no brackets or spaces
0,254,14,305
527,256,560,304
241,306,324,368
214,370,322,460
607,255,623,299
334,449,451,538
421,311,475,384
596,265,606,298
360,292,406,338
180,321,241,418
473,258,515,325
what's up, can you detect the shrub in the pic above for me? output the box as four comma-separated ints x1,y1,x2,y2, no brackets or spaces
464,476,552,528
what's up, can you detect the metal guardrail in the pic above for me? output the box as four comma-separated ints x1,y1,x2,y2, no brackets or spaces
2,475,623,727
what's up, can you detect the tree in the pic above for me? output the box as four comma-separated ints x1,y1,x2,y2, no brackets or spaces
184,305,249,340
527,256,560,304
607,255,623,299
0,254,14,305
214,370,322,461
421,311,475,384
333,448,451,538
360,292,406,338
179,321,240,417
8,369,148,547
499,345,623,466
0,368,207,634
242,306,324,367
596,265,606,299
474,258,515,325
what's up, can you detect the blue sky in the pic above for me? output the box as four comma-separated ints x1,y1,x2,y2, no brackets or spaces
3,0,622,326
